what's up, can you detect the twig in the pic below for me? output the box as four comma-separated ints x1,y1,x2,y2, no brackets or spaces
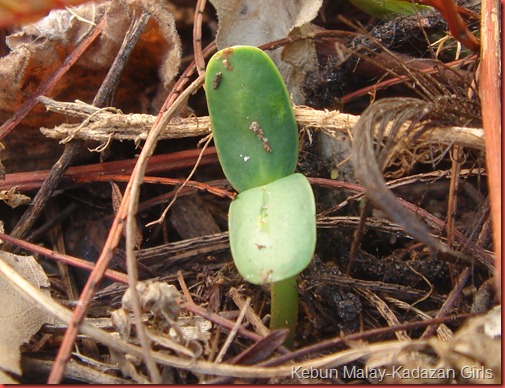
479,0,501,298
0,149,220,192
193,0,207,76
420,267,471,339
38,99,486,150
177,270,195,304
384,297,453,341
446,145,464,247
48,9,154,383
214,297,251,364
122,73,205,383
230,288,270,337
5,141,82,251
0,231,128,284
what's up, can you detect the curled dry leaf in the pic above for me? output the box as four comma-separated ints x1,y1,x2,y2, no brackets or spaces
0,251,54,376
1,0,180,170
121,281,181,324
209,0,323,103
114,281,183,342
112,281,211,359
0,187,31,208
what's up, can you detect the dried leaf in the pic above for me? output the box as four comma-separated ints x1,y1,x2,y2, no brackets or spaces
121,281,182,333
3,0,181,110
0,251,54,375
209,0,322,103
1,0,180,169
0,187,31,208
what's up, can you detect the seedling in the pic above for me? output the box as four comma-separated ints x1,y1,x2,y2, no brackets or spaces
205,46,316,345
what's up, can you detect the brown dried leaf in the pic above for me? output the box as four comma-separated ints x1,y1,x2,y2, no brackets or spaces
209,0,322,103
0,187,31,208
0,251,54,375
1,0,180,170
2,0,180,111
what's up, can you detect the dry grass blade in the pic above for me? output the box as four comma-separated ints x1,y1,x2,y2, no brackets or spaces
351,97,454,255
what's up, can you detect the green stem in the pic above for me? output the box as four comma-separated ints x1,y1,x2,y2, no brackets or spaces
269,275,298,347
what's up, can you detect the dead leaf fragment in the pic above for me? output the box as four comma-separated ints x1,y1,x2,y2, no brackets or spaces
0,0,181,170
209,0,322,103
0,187,31,208
0,251,54,375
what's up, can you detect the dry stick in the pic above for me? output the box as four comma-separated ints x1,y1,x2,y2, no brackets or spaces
445,146,463,285
230,288,270,337
123,74,205,383
48,10,153,383
357,289,410,341
420,267,472,339
0,231,129,283
347,200,372,275
385,296,453,341
26,202,78,242
214,297,251,364
38,101,486,150
119,39,215,383
193,0,207,76
3,17,106,250
0,16,107,140
0,149,221,192
479,0,501,299
177,270,195,304
6,142,82,251
94,10,163,384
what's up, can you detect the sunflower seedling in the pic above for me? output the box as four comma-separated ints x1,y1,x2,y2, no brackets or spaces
205,46,316,345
